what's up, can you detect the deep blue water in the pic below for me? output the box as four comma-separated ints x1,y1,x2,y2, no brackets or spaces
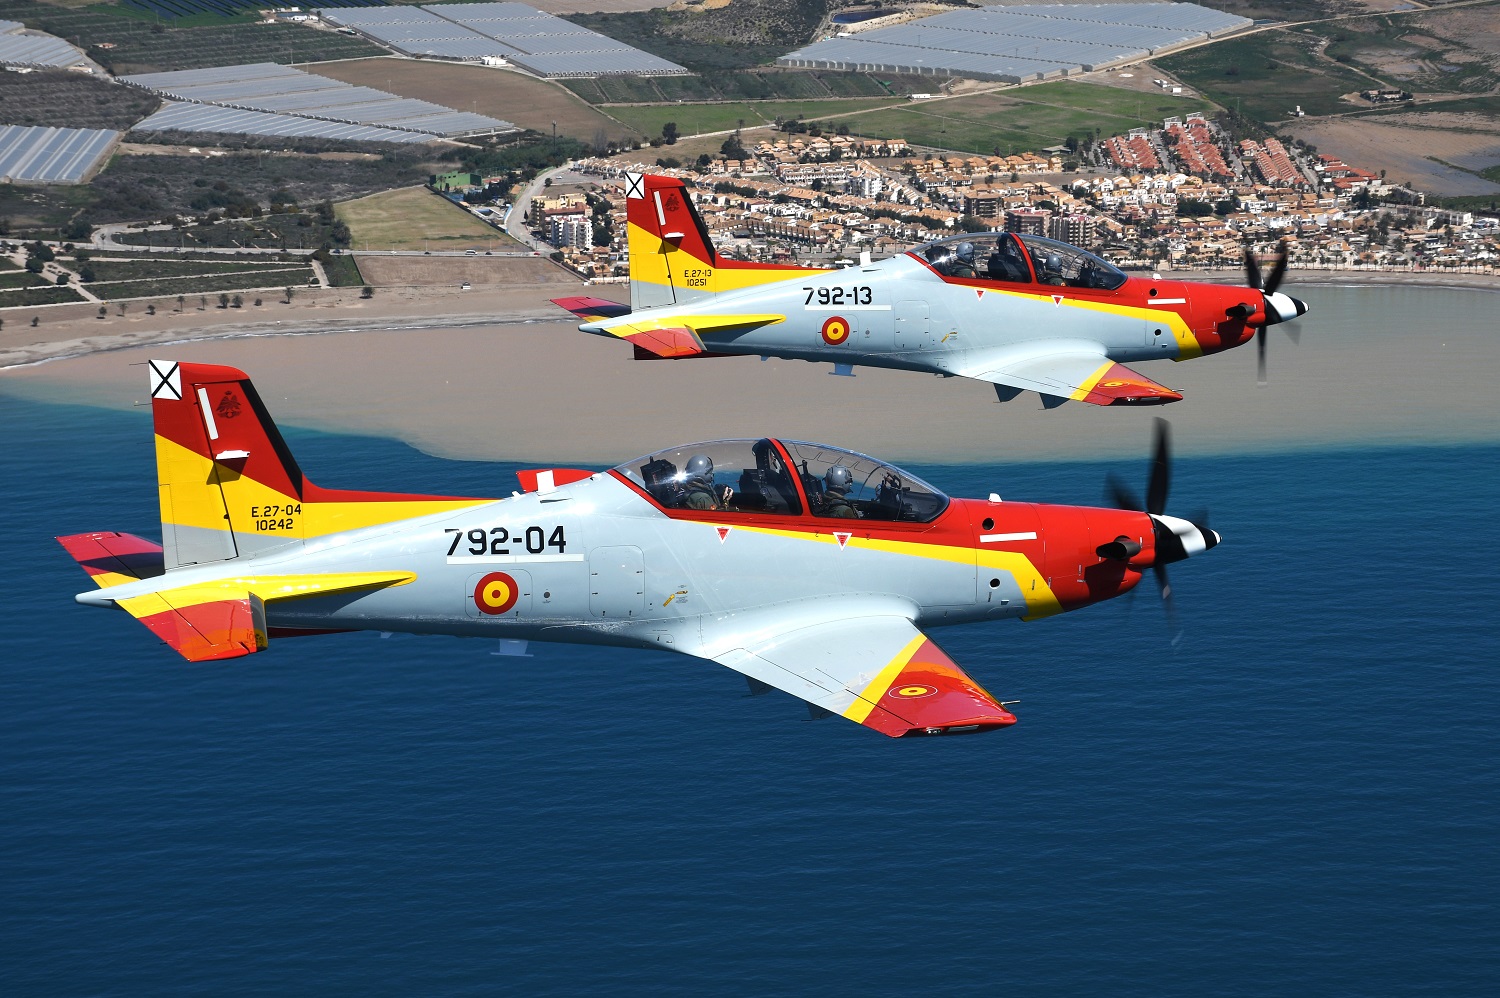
3,392,1497,996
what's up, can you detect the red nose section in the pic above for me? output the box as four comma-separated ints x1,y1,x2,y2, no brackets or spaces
1184,282,1261,355
1031,504,1152,611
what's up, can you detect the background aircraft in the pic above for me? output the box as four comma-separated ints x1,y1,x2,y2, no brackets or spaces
58,361,1218,738
554,172,1308,407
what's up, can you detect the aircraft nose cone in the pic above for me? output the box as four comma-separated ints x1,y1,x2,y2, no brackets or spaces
1265,290,1307,324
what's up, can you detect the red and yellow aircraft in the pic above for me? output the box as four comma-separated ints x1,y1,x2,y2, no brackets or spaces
554,172,1308,404
58,361,1218,738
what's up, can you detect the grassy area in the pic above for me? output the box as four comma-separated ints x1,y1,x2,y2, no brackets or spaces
0,286,87,307
78,257,307,282
322,254,364,289
0,271,49,290
337,187,505,253
819,82,1216,155
0,0,385,74
1158,30,1384,122
91,268,313,300
564,1,816,76
609,98,903,138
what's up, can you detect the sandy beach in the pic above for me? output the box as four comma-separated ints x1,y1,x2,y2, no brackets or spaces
5,272,1499,466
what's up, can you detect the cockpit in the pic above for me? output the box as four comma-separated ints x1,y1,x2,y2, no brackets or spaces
914,231,1127,291
613,438,949,523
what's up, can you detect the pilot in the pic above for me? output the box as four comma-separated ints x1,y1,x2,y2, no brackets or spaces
820,466,859,519
1040,250,1067,285
680,454,731,510
950,242,979,279
987,236,1029,282
924,243,955,275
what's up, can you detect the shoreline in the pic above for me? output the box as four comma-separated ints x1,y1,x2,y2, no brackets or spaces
2,269,1496,372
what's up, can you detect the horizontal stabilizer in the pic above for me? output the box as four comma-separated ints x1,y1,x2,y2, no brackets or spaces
87,571,417,663
550,296,631,323
618,322,706,359
57,532,165,589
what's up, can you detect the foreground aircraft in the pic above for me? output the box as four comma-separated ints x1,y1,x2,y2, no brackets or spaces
554,172,1308,405
58,361,1218,738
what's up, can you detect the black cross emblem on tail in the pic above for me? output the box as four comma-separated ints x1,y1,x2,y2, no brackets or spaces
149,360,180,400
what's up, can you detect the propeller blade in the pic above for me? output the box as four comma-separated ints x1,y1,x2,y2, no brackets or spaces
1146,417,1171,517
1243,244,1262,290
1257,326,1267,386
1284,325,1302,346
1263,241,1290,295
1107,473,1141,513
1154,562,1180,639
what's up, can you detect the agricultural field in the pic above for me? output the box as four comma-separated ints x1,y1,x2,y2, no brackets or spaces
112,212,343,250
336,187,512,254
1286,109,1500,196
305,59,640,147
0,71,160,131
819,82,1216,156
0,0,385,74
78,256,307,282
88,267,314,301
0,285,87,307
561,70,941,105
321,254,365,289
354,256,572,289
1158,30,1384,123
609,98,902,139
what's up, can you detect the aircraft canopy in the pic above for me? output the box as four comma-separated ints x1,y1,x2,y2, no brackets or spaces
913,231,1127,291
615,438,949,522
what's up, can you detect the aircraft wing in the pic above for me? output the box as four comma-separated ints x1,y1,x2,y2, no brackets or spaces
962,347,1182,407
708,615,1015,737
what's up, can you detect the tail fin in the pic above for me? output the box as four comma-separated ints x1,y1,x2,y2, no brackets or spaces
623,172,828,311
147,359,485,570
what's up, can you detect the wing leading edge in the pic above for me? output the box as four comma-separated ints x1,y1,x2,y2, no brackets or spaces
710,616,1015,737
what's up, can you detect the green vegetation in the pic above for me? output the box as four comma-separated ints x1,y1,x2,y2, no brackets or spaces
822,83,1216,155
76,256,304,282
1158,30,1383,122
0,69,160,130
565,0,826,75
0,285,87,307
0,0,385,75
1,144,440,241
0,271,49,289
561,70,942,105
609,98,902,138
91,268,313,301
113,213,341,251
321,254,364,288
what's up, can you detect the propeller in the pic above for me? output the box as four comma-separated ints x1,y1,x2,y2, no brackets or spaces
1105,419,1218,638
1238,240,1309,386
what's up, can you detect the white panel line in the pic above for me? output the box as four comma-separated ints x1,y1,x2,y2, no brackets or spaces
979,531,1037,543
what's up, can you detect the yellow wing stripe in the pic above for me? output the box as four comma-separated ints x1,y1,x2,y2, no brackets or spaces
1068,360,1117,402
116,571,416,617
842,633,926,724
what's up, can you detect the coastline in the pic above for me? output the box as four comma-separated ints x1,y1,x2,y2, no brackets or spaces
6,278,1500,466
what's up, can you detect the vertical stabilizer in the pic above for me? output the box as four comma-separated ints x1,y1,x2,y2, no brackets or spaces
147,359,486,571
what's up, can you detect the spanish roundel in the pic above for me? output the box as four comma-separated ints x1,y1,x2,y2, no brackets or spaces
474,572,519,615
820,315,851,346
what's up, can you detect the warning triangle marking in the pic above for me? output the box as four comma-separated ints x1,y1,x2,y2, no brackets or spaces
834,532,851,549
1052,294,1065,307
715,526,731,544
975,289,985,299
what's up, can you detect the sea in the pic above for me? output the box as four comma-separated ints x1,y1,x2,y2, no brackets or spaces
3,380,1498,995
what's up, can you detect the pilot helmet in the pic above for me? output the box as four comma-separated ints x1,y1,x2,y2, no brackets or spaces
825,465,853,494
926,244,954,266
685,454,714,486
956,241,976,262
1045,252,1064,274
